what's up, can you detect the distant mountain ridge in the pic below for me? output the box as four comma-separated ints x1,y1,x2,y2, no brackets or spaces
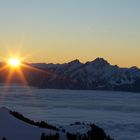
28,58,140,92
0,58,140,92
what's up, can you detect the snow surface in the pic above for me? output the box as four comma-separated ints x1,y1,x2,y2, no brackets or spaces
0,107,55,140
0,107,96,140
0,84,140,140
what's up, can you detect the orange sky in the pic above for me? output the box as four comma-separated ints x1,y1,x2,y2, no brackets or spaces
0,0,139,68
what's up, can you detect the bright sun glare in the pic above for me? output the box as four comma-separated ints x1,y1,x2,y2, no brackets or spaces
8,58,21,67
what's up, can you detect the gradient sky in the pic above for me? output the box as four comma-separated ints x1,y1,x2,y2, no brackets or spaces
0,0,140,67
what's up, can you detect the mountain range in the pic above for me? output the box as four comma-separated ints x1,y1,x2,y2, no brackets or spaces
0,58,140,92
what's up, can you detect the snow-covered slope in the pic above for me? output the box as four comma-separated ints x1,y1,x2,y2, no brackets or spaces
0,107,55,140
0,107,112,140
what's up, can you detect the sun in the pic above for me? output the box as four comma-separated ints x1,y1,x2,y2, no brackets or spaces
8,58,21,68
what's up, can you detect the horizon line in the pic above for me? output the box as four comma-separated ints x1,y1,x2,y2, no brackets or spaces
0,57,139,69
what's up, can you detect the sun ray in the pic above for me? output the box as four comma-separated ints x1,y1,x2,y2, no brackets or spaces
5,69,14,85
0,65,8,72
1,55,54,96
3,68,15,93
21,63,51,75
16,67,29,87
0,51,39,105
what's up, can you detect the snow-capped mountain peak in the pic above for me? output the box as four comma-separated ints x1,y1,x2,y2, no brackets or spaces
86,58,110,68
68,59,82,65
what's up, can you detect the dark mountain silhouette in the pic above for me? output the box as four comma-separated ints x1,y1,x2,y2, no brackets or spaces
0,58,140,92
